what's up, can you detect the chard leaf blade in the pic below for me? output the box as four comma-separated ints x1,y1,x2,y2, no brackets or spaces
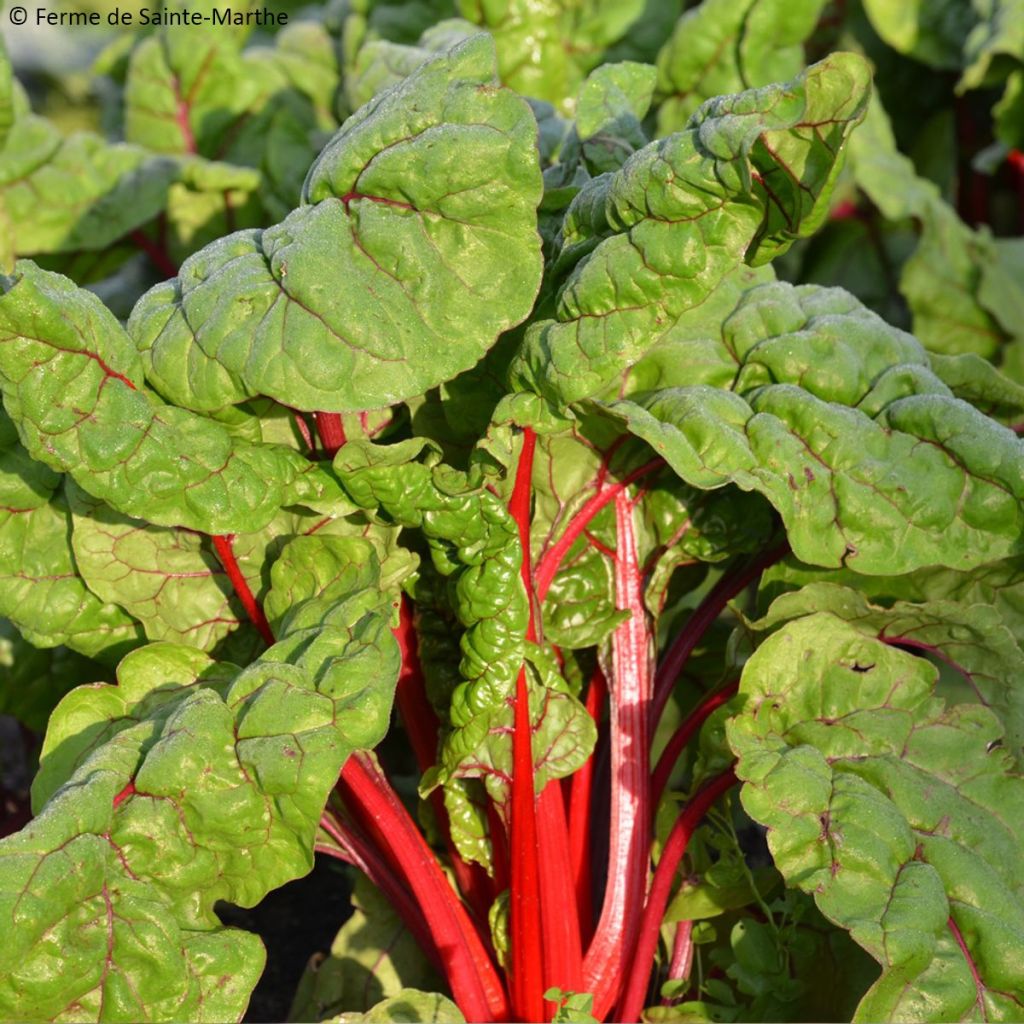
728,613,1024,1022
130,35,544,415
604,282,1024,574
0,539,400,1022
511,54,871,408
0,263,343,534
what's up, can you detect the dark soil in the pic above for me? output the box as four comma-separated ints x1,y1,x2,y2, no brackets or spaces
219,856,354,1023
0,716,33,838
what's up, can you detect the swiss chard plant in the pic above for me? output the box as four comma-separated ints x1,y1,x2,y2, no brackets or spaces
2,1,1024,1021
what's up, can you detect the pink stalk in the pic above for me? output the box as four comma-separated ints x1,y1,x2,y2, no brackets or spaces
650,680,740,809
618,769,738,1023
315,413,347,458
661,921,695,1005
535,459,663,603
507,427,546,1022
537,780,584,995
338,754,509,1023
509,426,584,1006
583,491,652,1019
568,667,606,941
317,810,444,975
650,544,789,731
211,534,274,646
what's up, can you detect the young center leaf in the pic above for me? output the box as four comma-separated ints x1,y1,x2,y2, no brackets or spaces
510,53,871,408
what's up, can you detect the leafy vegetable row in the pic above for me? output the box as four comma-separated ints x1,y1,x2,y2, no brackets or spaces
1,3,1024,1022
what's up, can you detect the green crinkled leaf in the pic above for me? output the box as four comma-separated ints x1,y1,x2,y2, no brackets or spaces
728,614,1024,1022
511,54,871,408
439,776,493,874
0,262,343,534
124,4,279,159
288,873,441,1022
760,552,1024,653
265,533,413,636
30,642,239,810
572,61,656,175
67,483,255,653
750,581,1024,762
346,19,478,109
130,35,543,415
929,352,1024,420
654,0,828,134
333,988,465,1023
0,84,178,264
334,436,595,813
0,489,142,661
123,8,342,267
439,680,597,812
458,0,646,111
0,420,143,661
406,568,464,715
603,281,1024,575
157,157,263,267
1,539,400,1022
335,436,527,725
577,61,656,139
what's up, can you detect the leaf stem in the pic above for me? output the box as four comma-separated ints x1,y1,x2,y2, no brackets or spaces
129,230,179,279
650,543,788,732
507,426,546,1022
512,427,584,1002
662,920,695,1003
583,491,652,1019
568,666,606,942
535,458,663,603
338,753,510,1023
537,780,584,995
314,413,347,458
617,768,738,1024
211,533,274,646
317,808,445,975
650,680,739,809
